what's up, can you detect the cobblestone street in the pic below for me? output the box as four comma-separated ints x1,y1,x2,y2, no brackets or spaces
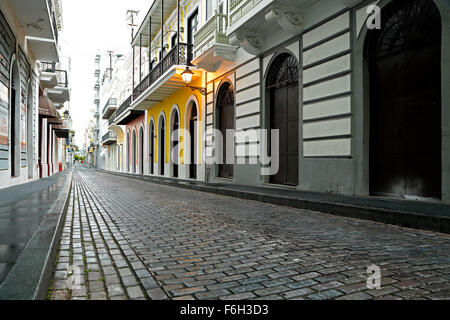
48,167,450,300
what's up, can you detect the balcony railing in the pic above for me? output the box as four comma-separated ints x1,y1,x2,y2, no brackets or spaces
229,0,265,26
102,98,118,116
108,112,116,126
114,95,132,121
41,61,56,73
195,12,228,47
133,43,193,101
102,131,117,144
56,70,68,87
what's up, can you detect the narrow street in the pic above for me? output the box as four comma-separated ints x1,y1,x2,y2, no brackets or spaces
48,166,450,300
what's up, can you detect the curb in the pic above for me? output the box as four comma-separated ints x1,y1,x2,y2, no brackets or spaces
35,170,73,300
0,170,73,300
98,169,450,235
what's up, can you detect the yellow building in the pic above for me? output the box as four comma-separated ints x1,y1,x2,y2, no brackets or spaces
114,0,206,180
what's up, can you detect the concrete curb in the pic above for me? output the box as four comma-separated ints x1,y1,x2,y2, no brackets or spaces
98,169,450,235
0,170,73,300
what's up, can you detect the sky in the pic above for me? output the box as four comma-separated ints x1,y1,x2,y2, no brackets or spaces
60,0,151,147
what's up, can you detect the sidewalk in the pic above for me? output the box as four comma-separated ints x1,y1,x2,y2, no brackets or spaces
100,170,450,234
0,170,72,300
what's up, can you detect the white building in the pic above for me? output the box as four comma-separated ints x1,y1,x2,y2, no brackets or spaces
0,0,71,189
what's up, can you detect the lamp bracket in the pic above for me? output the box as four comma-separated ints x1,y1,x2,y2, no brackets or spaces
187,85,207,96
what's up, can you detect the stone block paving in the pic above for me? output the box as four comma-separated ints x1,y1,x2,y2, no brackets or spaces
48,168,450,300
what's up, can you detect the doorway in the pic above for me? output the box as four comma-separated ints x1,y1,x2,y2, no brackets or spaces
266,53,299,186
149,121,154,174
171,110,179,178
217,82,234,179
367,0,442,199
187,102,198,179
139,127,144,174
10,58,20,177
159,115,165,176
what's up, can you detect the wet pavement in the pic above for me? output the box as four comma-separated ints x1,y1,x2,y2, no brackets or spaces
48,167,450,300
0,172,71,288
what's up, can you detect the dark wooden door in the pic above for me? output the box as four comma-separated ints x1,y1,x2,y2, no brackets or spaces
369,0,441,199
267,53,299,186
217,83,234,179
150,122,154,174
11,87,16,176
139,128,144,174
172,112,179,178
189,106,197,179
270,83,299,186
160,119,165,176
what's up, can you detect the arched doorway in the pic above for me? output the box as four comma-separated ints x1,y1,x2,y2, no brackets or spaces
132,130,137,173
187,102,198,179
217,82,234,179
266,53,299,186
139,127,144,174
10,58,20,177
170,109,179,178
126,132,130,172
158,115,166,176
149,120,154,174
27,81,33,178
367,0,442,199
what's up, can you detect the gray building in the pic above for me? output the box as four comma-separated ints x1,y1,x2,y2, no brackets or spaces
194,0,449,202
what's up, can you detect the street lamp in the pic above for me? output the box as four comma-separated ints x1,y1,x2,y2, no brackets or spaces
63,110,70,119
181,67,206,95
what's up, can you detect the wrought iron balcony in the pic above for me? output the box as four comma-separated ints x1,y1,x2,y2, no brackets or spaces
41,61,56,73
132,43,193,101
102,131,117,146
40,61,58,89
102,98,118,119
111,95,143,125
108,111,116,127
115,96,132,120
46,69,70,105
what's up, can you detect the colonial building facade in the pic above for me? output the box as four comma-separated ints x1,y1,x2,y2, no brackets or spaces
0,0,71,189
101,0,449,203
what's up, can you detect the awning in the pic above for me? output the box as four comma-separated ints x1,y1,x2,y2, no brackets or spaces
54,128,69,138
39,95,58,118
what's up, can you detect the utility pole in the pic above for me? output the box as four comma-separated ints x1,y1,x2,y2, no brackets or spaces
126,9,139,100
126,9,139,40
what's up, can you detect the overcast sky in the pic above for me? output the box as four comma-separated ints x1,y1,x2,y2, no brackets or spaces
60,0,151,147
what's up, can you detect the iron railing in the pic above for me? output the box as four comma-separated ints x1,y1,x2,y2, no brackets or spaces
133,43,193,101
41,62,67,87
56,70,68,87
114,95,132,121
41,61,56,73
102,98,118,116
108,112,116,126
102,131,117,143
